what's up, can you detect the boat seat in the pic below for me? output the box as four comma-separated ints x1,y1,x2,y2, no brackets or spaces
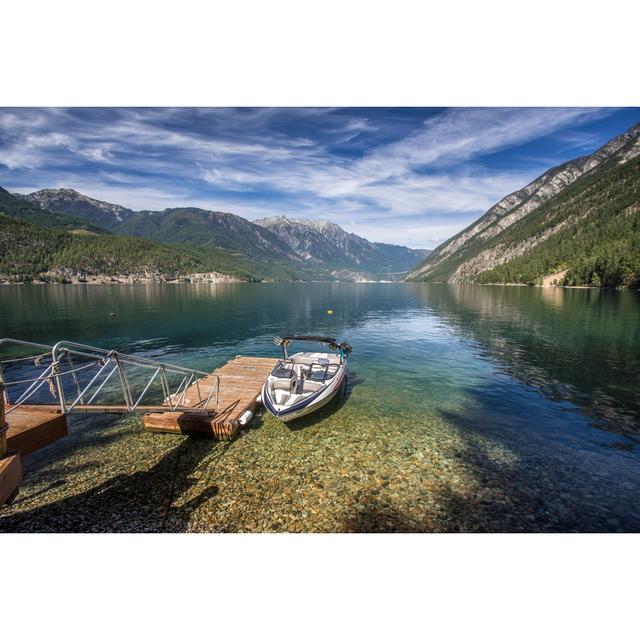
296,379,324,394
271,377,295,392
270,361,297,393
290,352,341,366
273,388,292,405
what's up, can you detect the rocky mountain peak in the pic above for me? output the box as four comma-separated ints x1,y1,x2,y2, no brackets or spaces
255,213,427,279
22,187,134,228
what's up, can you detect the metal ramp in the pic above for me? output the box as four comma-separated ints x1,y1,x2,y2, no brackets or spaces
0,338,220,417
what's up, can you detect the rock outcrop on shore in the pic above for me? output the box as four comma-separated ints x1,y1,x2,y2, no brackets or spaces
0,269,243,285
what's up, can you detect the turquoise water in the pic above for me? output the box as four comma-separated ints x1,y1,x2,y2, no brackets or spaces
1,282,639,532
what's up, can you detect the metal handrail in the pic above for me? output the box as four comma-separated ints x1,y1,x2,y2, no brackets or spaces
0,338,220,416
0,339,54,408
51,341,220,413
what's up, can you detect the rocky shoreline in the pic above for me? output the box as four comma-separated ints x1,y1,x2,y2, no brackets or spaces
0,269,245,285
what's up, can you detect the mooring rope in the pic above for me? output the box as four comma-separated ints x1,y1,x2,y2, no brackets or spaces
1,361,99,387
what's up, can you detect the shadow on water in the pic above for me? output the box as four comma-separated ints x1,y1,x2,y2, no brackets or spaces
344,502,415,533
23,413,126,469
341,380,640,533
0,435,231,533
343,372,365,401
282,376,356,432
434,411,639,532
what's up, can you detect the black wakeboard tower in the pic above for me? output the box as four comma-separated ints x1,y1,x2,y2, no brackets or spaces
273,335,352,360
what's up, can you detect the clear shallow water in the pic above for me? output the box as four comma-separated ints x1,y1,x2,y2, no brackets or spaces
1,283,639,532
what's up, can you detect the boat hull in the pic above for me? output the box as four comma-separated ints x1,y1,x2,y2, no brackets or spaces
262,366,346,422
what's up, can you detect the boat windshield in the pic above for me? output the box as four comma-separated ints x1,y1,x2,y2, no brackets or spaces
271,361,294,379
307,362,340,382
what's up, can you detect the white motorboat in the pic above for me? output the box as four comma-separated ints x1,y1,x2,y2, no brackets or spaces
261,335,352,422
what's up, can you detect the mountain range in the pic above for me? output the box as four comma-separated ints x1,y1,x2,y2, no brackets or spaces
3,120,639,288
255,216,429,279
0,187,269,283
2,188,429,283
406,122,640,287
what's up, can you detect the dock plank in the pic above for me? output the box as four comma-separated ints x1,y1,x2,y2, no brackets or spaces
143,355,277,439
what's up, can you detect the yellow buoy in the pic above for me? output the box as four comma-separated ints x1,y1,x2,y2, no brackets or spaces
327,309,333,315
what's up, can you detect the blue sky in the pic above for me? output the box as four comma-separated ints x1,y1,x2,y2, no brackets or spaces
1,107,638,248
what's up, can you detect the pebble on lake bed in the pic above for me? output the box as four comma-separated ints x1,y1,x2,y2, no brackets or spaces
1,396,639,533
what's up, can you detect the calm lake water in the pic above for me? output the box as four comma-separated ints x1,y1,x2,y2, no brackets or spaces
1,283,639,532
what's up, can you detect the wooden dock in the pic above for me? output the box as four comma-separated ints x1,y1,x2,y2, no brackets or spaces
0,354,277,505
1,400,68,505
6,405,68,456
143,355,277,439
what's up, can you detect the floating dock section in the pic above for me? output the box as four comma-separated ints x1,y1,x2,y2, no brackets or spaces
1,401,69,505
6,405,68,456
143,356,277,439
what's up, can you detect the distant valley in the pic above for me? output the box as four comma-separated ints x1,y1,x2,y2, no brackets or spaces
255,215,430,280
2,187,429,283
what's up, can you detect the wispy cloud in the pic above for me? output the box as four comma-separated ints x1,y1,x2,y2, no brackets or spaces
0,106,635,247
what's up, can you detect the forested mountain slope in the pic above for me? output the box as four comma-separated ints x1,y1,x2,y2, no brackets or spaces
406,122,640,287
117,207,299,263
1,186,107,234
13,188,428,280
0,214,265,283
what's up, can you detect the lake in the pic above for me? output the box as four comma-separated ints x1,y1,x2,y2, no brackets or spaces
1,282,639,532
